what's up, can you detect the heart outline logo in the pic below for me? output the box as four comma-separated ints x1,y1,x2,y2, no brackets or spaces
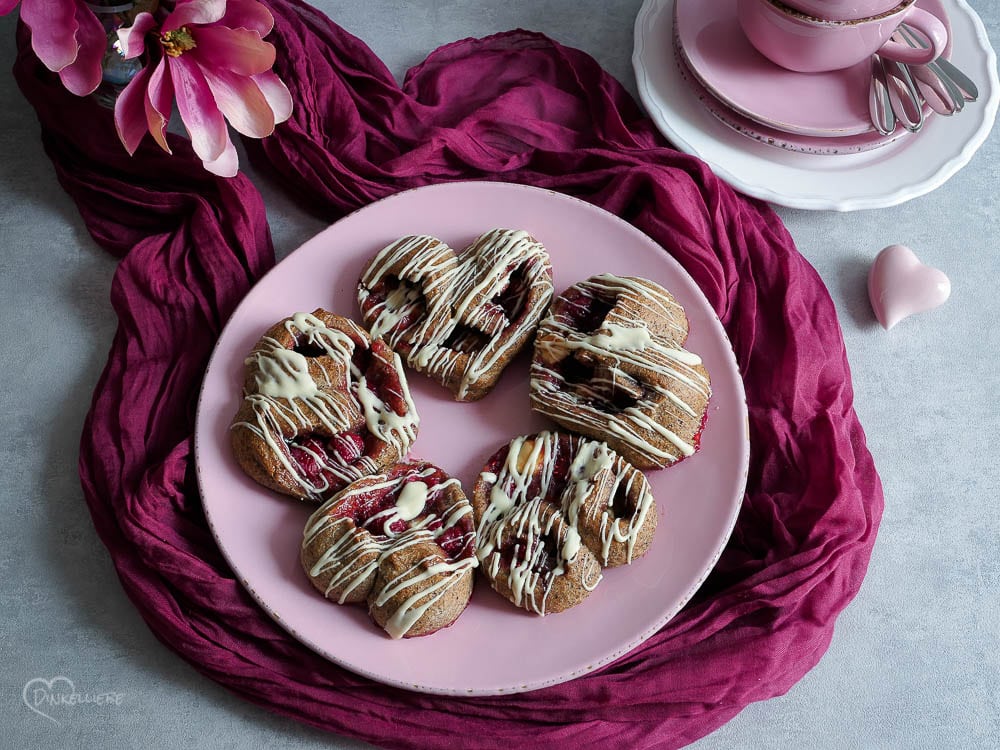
22,675,76,726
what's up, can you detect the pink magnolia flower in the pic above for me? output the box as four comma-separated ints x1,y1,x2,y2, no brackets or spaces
2,0,105,95
114,0,292,177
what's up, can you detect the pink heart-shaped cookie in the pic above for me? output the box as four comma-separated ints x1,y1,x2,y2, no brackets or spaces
868,245,951,330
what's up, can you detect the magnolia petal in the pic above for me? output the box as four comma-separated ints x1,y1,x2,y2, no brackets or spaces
114,63,154,154
146,59,174,153
162,0,227,32
191,26,275,76
170,55,229,162
201,135,239,178
21,0,81,72
117,12,157,59
252,71,292,124
147,57,174,116
220,0,274,37
144,96,172,153
200,66,274,138
0,0,21,15
57,3,105,95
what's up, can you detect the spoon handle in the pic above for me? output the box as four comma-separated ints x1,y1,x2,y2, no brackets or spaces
936,57,980,102
899,23,979,102
911,65,957,115
869,55,896,136
884,57,925,132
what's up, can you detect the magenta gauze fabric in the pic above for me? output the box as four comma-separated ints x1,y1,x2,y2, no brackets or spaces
14,0,882,747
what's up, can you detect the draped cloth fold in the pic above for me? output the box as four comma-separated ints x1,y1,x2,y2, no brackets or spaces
13,1,882,747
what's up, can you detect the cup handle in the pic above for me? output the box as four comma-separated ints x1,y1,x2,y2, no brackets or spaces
878,8,948,65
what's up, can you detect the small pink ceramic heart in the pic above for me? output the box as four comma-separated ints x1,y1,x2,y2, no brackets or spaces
868,244,951,330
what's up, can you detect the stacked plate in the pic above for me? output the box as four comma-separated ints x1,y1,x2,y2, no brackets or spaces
671,0,948,155
633,0,998,210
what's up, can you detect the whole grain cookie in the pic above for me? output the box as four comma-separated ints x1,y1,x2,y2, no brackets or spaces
230,309,419,502
472,431,657,615
301,461,477,638
530,274,711,470
357,229,553,401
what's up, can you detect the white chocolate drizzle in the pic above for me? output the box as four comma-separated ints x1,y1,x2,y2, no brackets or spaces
530,274,710,466
231,312,419,500
358,229,553,399
476,432,656,614
303,465,477,639
586,322,654,352
395,481,428,521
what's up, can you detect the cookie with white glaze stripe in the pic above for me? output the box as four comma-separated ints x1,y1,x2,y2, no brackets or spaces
530,274,711,470
357,229,553,401
230,309,419,503
472,431,657,615
301,461,477,638
368,540,475,639
475,498,601,615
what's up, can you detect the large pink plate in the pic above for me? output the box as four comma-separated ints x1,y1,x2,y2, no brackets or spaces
194,181,750,696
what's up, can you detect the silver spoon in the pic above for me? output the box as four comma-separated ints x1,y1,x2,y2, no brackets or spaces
898,24,978,103
937,57,979,102
909,63,959,115
896,26,965,114
883,56,925,132
870,54,896,135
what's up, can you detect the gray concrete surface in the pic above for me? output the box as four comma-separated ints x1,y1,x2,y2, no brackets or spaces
1,1,998,747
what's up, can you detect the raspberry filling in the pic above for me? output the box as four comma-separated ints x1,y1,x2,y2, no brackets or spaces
686,409,710,457
335,482,405,538
363,340,409,415
483,436,574,506
281,332,417,498
442,324,490,355
556,288,616,334
351,341,372,374
288,430,369,489
291,323,367,359
493,261,532,321
333,464,475,560
435,524,472,559
547,450,572,501
362,276,428,335
551,355,646,414
498,533,560,576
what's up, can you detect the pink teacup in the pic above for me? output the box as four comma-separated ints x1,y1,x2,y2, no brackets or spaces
738,0,949,73
781,0,902,21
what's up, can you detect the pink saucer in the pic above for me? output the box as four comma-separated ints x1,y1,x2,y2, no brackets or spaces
674,0,950,138
673,27,908,154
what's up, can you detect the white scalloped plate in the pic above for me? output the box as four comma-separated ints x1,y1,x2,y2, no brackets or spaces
633,0,999,211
